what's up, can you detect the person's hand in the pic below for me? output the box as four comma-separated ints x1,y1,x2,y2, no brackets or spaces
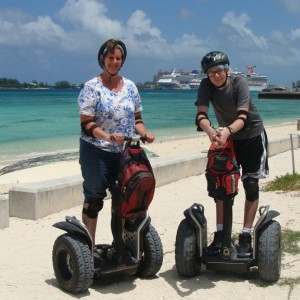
209,128,219,146
212,128,230,148
144,132,155,144
109,133,124,144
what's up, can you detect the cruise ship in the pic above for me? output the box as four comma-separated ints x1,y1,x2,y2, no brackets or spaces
229,66,269,92
156,69,203,89
156,66,268,92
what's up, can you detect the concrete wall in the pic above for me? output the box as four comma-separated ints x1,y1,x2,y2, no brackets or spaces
152,152,207,187
9,176,83,221
268,134,299,157
5,135,300,223
0,195,9,228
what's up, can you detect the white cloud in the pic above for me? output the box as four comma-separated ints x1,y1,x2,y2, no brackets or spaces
270,30,288,44
0,0,205,61
23,16,66,46
57,0,122,37
289,28,300,40
126,10,162,39
0,13,66,47
0,0,122,51
173,34,207,56
57,1,167,56
57,0,107,27
280,0,300,14
222,11,268,50
54,0,203,61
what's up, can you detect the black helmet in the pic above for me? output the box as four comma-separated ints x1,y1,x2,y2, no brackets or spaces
201,51,229,74
98,39,127,69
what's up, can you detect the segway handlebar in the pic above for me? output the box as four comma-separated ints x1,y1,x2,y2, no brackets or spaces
124,135,147,143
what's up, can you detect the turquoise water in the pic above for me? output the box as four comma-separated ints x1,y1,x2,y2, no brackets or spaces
0,88,299,165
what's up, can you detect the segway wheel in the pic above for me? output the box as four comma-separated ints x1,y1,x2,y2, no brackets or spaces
136,224,163,277
175,219,201,277
257,220,281,282
52,233,93,294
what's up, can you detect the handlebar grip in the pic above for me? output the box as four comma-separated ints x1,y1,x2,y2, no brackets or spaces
124,136,146,142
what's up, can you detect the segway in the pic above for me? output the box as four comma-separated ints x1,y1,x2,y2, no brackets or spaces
52,136,163,294
175,140,281,282
175,202,281,281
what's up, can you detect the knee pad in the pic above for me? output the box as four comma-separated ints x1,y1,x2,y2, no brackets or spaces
243,178,259,201
82,198,104,219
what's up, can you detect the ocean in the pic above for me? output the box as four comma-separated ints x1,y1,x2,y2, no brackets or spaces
0,88,299,167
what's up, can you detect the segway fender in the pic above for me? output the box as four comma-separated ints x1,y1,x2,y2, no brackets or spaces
253,206,280,260
183,203,207,228
259,210,280,228
53,216,93,249
182,203,207,257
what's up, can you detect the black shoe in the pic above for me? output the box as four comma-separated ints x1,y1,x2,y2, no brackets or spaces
109,249,139,267
93,249,106,268
237,232,252,258
124,252,139,267
206,230,223,255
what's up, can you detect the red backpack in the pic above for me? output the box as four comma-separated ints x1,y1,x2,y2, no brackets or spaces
205,138,240,200
118,142,155,219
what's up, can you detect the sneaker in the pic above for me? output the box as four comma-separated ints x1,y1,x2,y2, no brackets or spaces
124,252,139,266
237,232,252,258
206,230,223,255
107,248,139,267
93,249,106,268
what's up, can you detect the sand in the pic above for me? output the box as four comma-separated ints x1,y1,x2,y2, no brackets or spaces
0,123,299,300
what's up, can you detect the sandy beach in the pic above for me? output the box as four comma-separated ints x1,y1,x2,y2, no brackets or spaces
0,123,300,300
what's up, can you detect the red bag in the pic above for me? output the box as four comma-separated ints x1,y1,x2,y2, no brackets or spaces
118,143,155,219
205,138,240,200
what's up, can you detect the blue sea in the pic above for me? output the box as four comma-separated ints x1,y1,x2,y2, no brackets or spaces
0,88,299,166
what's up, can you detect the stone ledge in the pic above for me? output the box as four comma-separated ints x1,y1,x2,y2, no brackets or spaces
9,176,83,220
8,136,300,221
0,194,9,229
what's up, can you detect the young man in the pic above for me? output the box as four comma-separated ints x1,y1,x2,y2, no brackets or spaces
195,51,269,257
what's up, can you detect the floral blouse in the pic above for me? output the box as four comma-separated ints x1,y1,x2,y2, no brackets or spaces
78,76,142,153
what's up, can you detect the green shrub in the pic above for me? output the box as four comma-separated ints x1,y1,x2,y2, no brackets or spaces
262,173,300,192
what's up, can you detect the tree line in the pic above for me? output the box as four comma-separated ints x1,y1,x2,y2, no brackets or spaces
0,77,83,89
1,76,300,90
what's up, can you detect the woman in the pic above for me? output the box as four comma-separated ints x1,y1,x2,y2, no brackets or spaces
78,38,154,246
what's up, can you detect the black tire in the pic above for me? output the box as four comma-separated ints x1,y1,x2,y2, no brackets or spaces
175,219,201,277
136,224,163,277
257,220,281,282
52,234,93,294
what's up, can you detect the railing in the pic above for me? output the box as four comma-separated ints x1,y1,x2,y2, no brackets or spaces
290,133,300,174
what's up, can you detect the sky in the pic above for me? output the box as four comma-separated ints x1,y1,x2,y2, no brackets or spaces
1,0,300,87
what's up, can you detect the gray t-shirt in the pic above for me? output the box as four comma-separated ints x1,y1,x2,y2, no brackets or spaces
195,76,264,140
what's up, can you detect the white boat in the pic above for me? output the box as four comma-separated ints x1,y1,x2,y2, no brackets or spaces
157,69,202,89
156,66,268,91
189,77,202,89
156,77,181,89
180,84,191,90
229,66,268,92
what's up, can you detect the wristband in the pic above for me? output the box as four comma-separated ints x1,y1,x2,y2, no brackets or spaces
227,126,234,135
110,135,116,142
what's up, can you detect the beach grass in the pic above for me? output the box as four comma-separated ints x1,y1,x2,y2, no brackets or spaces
281,229,300,255
262,173,300,192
